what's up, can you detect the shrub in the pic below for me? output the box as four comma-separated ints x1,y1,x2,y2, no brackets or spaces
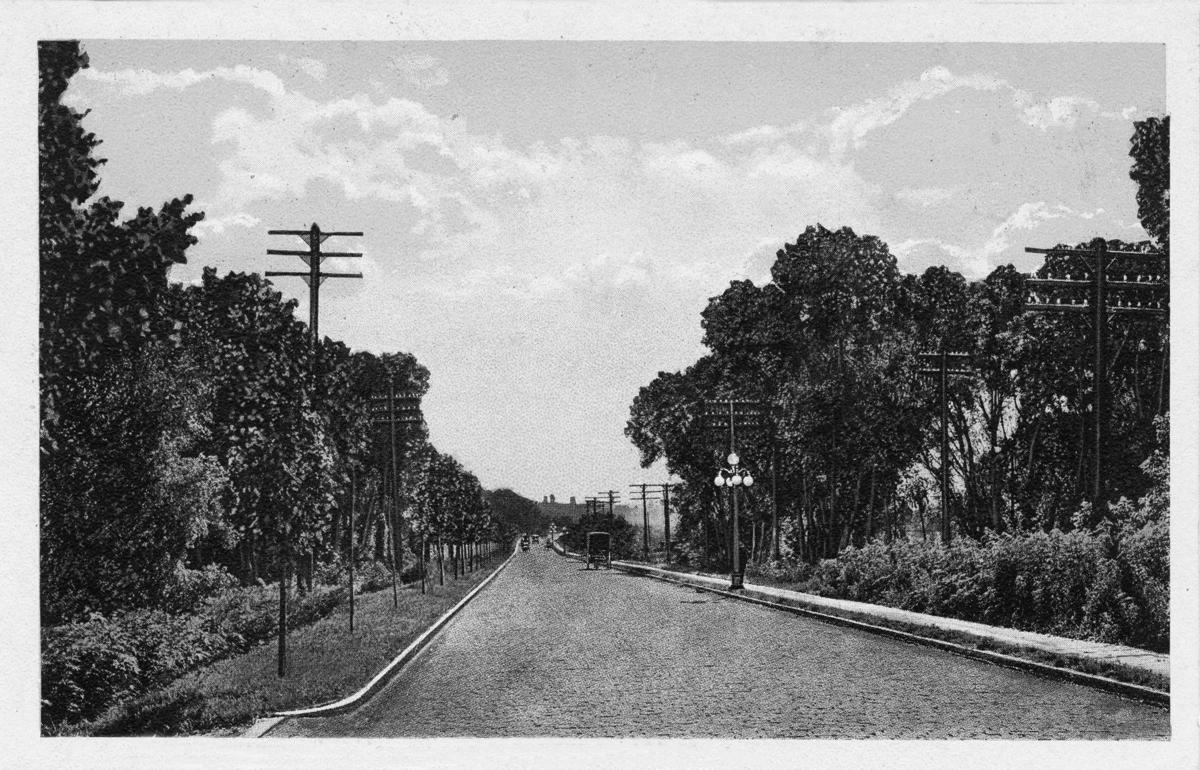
160,563,239,614
43,580,349,733
42,613,143,730
1113,518,1169,650
770,520,1167,652
355,560,395,594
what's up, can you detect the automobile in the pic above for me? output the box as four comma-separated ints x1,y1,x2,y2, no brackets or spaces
532,533,540,543
584,531,612,570
520,535,530,552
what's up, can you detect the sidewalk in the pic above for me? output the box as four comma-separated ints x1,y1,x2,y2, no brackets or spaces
551,541,1168,698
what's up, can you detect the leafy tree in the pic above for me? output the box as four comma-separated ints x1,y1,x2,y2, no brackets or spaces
39,42,202,451
563,512,638,560
1129,116,1169,248
39,42,212,620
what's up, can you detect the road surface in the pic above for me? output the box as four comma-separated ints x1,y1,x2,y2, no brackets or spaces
272,545,1168,739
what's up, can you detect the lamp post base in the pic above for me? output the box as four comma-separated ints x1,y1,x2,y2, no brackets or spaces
729,572,744,590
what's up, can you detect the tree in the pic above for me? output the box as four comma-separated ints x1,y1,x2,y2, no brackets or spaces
1129,116,1169,249
39,41,202,451
39,42,212,621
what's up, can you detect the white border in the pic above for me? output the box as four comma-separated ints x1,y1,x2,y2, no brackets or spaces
2,3,1196,769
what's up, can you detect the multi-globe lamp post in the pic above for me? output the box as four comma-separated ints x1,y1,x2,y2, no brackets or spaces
714,452,754,590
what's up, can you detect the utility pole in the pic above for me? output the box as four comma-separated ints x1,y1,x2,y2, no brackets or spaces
349,466,356,632
1025,238,1167,519
596,491,621,517
266,223,363,350
265,223,361,678
370,388,423,605
917,349,972,544
661,482,679,555
629,483,662,560
703,399,770,589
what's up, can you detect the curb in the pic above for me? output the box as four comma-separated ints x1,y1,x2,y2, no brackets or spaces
549,545,1168,707
248,545,519,736
627,564,1169,707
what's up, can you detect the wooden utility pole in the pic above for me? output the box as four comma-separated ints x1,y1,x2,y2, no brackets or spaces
661,482,677,555
917,350,972,544
370,388,423,607
265,223,361,677
1025,239,1167,519
596,490,621,517
629,483,661,559
266,223,363,349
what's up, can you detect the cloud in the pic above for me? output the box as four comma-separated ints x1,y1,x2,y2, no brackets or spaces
276,54,328,81
720,121,807,146
914,201,1110,278
388,52,450,91
80,64,287,98
826,66,1007,158
895,187,955,208
190,211,261,238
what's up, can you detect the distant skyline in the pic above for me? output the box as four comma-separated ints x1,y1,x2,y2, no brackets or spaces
63,41,1164,500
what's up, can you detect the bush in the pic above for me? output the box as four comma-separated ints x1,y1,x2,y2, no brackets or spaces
160,563,239,614
354,560,395,594
43,580,348,733
42,614,143,729
775,522,1167,652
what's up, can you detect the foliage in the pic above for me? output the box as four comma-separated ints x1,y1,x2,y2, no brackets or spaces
792,501,1167,651
1129,116,1169,248
562,512,638,559
42,582,345,732
160,564,240,615
629,116,1170,570
486,488,551,541
39,42,202,449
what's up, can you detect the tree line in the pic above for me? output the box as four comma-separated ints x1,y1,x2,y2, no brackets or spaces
39,41,531,626
626,117,1169,571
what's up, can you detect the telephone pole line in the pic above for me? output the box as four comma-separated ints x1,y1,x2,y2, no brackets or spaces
596,491,621,517
629,483,660,559
264,222,361,677
266,223,363,351
917,349,972,544
1024,238,1167,519
370,388,423,600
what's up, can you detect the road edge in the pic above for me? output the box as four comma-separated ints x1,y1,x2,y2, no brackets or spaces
247,543,519,737
549,541,1168,707
624,561,1170,707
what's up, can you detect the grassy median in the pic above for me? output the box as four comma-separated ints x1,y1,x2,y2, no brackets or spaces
69,555,509,736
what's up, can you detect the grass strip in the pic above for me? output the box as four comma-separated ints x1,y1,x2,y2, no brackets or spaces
70,558,505,736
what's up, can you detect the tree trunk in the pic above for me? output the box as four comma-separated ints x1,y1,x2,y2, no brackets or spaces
866,467,877,545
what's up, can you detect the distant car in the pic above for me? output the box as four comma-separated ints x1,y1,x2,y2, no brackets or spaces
532,534,540,543
520,535,530,552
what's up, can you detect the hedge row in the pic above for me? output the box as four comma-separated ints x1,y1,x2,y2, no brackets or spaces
755,523,1168,652
41,566,344,732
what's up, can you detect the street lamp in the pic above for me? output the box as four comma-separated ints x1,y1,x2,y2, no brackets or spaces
714,452,754,590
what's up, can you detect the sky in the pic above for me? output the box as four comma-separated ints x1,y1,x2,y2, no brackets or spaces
62,41,1164,502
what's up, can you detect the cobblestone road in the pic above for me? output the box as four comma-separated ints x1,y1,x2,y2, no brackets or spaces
273,547,1169,739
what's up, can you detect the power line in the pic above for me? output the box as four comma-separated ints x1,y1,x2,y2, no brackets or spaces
1024,239,1167,519
917,349,972,544
369,388,424,601
262,222,362,679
